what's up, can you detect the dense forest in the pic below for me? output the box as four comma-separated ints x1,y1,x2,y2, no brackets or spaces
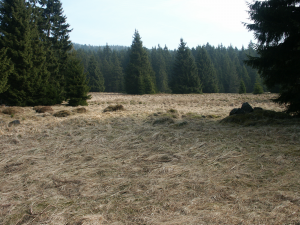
0,0,91,106
3,0,295,109
73,37,266,95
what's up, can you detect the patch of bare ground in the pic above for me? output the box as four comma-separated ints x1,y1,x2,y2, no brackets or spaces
0,93,300,224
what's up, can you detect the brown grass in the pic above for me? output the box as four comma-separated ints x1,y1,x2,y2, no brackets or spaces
0,93,300,224
2,107,24,115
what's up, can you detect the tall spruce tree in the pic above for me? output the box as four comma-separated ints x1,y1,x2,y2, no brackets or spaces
0,0,51,106
0,48,13,94
87,55,104,92
171,39,201,94
38,0,72,101
151,46,170,93
244,0,300,114
65,53,91,106
195,47,218,93
239,80,247,94
110,51,125,92
125,30,156,94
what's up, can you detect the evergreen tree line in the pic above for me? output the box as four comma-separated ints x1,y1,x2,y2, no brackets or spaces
0,0,90,106
75,32,266,95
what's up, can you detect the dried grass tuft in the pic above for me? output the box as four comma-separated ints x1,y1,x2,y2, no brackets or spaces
72,107,87,113
153,117,175,125
221,109,294,126
2,107,24,115
103,104,124,112
36,106,54,113
53,110,72,117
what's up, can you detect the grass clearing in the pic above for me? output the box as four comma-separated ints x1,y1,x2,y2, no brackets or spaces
0,93,300,224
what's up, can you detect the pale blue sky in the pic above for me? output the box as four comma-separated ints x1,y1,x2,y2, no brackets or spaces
62,0,254,50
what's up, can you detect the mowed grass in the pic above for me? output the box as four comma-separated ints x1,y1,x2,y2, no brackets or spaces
0,93,300,224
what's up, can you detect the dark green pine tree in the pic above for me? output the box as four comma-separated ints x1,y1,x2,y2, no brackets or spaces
0,0,51,106
38,0,73,100
252,76,264,94
110,51,125,92
218,53,239,93
195,47,219,93
151,45,170,93
244,0,300,113
65,53,91,106
0,48,13,94
102,59,113,92
125,30,156,94
171,39,201,94
163,45,174,87
239,80,247,94
87,55,104,92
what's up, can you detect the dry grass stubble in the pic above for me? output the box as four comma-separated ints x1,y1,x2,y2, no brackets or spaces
0,93,300,224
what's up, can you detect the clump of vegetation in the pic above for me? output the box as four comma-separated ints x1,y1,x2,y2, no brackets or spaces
172,120,188,128
2,107,24,115
53,110,72,117
35,106,53,113
221,109,292,126
253,81,264,95
72,107,87,113
239,80,246,94
167,108,178,113
183,112,205,119
153,117,175,125
206,114,220,119
103,105,125,112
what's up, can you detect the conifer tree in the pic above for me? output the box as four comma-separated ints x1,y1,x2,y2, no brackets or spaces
110,51,125,92
171,39,201,94
253,82,264,95
0,48,13,94
195,47,218,93
65,53,91,106
38,0,72,100
87,55,104,92
242,0,300,107
151,46,170,93
0,0,51,106
239,80,247,94
252,76,264,94
125,30,156,94
163,45,174,87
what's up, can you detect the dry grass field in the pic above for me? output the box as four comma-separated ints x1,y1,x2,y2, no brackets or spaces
1,93,300,225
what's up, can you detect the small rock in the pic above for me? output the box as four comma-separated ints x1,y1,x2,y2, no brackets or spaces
241,102,254,113
8,120,20,127
53,110,71,117
230,108,246,116
230,108,239,116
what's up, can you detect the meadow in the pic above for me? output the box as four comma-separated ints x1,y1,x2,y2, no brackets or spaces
0,93,300,225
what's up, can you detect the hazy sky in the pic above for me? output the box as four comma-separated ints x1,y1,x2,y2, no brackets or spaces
62,0,255,49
